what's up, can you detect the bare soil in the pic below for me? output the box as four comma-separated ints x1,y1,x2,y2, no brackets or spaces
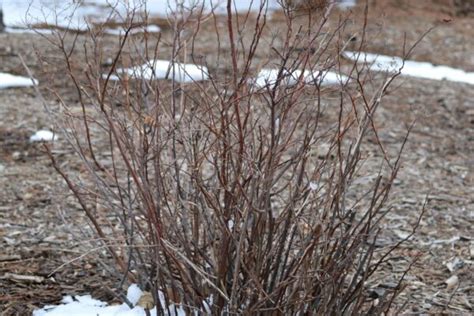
0,1,473,314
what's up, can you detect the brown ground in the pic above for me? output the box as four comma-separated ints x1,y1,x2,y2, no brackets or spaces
0,1,473,315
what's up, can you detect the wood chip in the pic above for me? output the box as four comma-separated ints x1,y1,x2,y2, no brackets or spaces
445,275,459,291
0,254,21,261
445,257,464,273
0,272,45,283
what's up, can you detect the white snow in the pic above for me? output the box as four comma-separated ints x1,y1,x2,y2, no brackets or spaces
34,284,204,316
2,0,111,32
126,284,143,306
33,297,138,316
102,25,161,36
252,68,349,89
0,72,38,89
29,130,57,142
3,27,55,34
105,60,209,83
337,0,357,9
343,51,474,85
0,0,280,33
1,1,359,33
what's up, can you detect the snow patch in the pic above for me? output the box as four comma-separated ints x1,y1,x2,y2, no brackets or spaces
0,72,38,89
34,285,208,316
1,0,281,33
127,284,143,306
252,68,349,89
337,0,357,9
105,60,209,83
343,51,474,85
2,1,359,34
2,0,110,32
33,300,134,316
103,25,161,36
3,27,54,34
29,130,57,142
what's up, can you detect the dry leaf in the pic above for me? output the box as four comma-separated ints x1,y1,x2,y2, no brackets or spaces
137,291,154,309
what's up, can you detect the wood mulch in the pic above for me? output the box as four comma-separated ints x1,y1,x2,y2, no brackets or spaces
0,1,472,314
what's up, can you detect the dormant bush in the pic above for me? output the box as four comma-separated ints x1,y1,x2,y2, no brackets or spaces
35,0,423,314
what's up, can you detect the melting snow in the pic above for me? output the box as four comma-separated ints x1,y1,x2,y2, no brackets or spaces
337,0,357,9
2,0,111,32
1,1,359,33
102,25,161,36
33,284,198,316
253,68,349,89
343,51,474,85
0,72,38,89
126,284,143,306
33,296,139,316
105,60,209,83
0,0,274,33
29,130,57,142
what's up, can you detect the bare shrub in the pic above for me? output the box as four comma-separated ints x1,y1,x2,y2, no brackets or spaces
33,0,424,314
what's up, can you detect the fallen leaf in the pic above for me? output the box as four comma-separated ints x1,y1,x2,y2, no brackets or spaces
137,291,154,309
